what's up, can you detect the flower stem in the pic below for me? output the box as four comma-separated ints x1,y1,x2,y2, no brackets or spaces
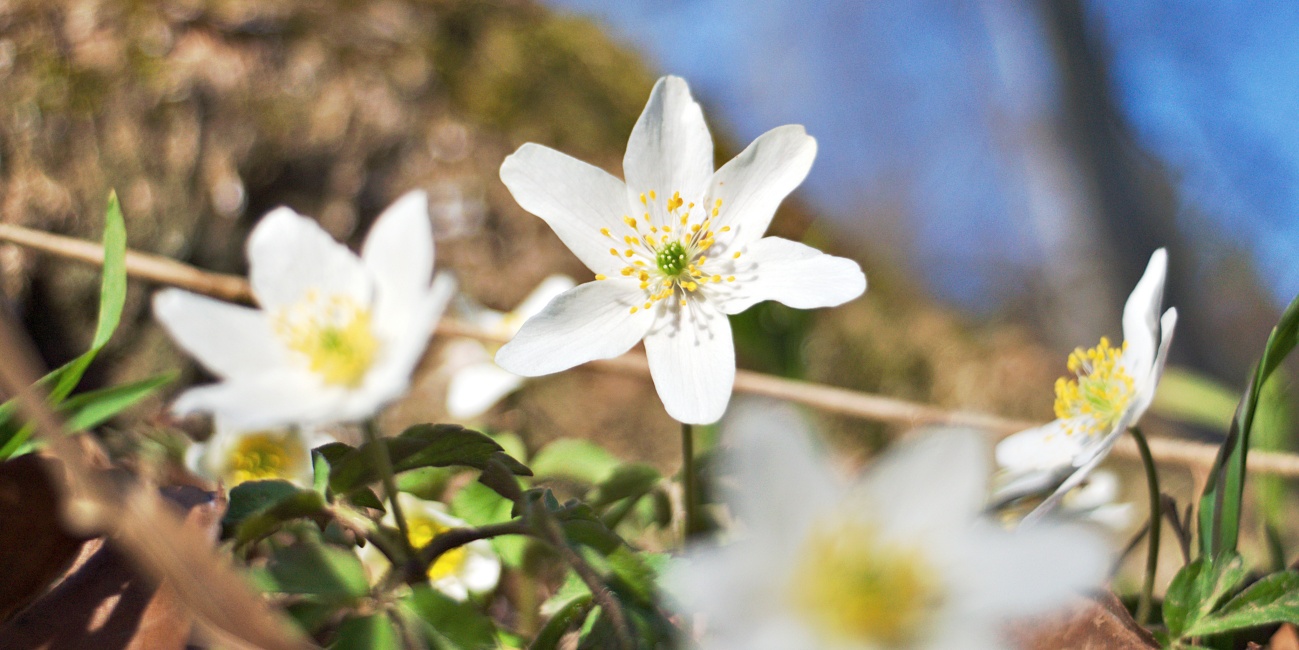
681,421,699,541
364,419,413,560
1131,425,1162,625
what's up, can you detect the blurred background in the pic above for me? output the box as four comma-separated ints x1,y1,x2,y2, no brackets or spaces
0,0,1295,556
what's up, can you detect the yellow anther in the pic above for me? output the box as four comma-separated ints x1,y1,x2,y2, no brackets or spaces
644,302,652,309
621,267,634,276
691,223,702,233
624,216,639,229
727,276,736,282
624,249,635,257
663,225,672,232
630,306,639,314
679,298,688,306
649,190,657,200
712,275,722,282
639,193,647,205
715,199,723,207
643,212,651,222
733,251,743,259
640,282,649,289
610,248,619,256
639,272,649,281
595,274,607,280
681,215,689,225
720,226,731,232
712,208,719,217
600,228,611,237
651,225,659,233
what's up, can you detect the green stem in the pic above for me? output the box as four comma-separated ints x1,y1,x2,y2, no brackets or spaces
1132,425,1162,625
364,420,413,559
681,421,699,541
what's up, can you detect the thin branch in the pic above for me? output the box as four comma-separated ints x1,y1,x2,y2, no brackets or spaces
413,519,533,581
7,222,1299,477
534,512,635,650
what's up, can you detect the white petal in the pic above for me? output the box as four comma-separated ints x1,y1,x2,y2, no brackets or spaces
499,144,630,273
720,400,840,552
858,428,990,541
958,522,1109,618
362,190,435,328
362,273,456,410
712,237,865,314
447,362,524,420
643,302,735,424
512,275,578,323
995,420,1089,474
458,544,502,594
247,207,372,311
705,125,817,250
1131,307,1178,421
1120,248,1167,377
171,372,345,430
623,76,714,201
495,280,655,376
153,289,286,378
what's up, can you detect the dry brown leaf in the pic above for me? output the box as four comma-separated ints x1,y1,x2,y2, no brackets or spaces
1267,623,1299,650
1007,590,1160,650
0,455,88,622
0,484,223,649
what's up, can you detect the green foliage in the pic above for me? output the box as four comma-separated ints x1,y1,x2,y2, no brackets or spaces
328,424,531,494
258,542,371,603
531,438,621,485
0,192,131,459
331,614,401,650
398,585,497,650
1199,292,1299,557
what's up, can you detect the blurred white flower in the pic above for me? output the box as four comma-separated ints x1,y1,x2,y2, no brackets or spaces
996,249,1177,520
444,274,576,420
494,76,866,424
667,404,1109,650
1061,470,1135,531
186,422,335,488
154,191,455,429
359,493,500,601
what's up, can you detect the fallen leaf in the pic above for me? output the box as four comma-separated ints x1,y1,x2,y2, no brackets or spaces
1269,623,1299,650
1007,590,1160,650
0,484,225,649
0,455,88,622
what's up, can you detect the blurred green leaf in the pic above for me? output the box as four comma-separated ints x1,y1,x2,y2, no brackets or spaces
57,373,174,432
223,480,300,529
1186,571,1299,637
532,594,594,650
589,464,660,508
531,439,621,485
0,191,128,459
399,584,496,650
312,449,331,496
331,614,400,650
1151,367,1239,430
451,481,525,566
263,543,370,602
233,490,328,546
1200,292,1299,557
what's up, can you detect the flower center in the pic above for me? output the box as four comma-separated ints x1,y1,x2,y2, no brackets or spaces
408,515,468,582
790,520,941,645
594,190,739,314
274,291,379,387
1053,336,1135,437
224,431,306,486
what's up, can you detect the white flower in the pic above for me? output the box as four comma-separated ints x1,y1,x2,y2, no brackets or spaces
154,191,455,429
443,274,576,420
995,249,1177,520
1060,471,1135,532
185,422,336,488
494,76,866,424
358,493,501,601
666,403,1109,650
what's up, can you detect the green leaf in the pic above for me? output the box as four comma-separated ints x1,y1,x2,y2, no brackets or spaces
589,464,661,508
1200,292,1299,557
232,490,328,546
451,481,526,566
555,503,623,556
532,594,594,650
223,480,301,529
1186,571,1299,636
57,373,174,431
328,424,530,493
1164,553,1248,639
531,439,621,485
262,542,370,602
604,547,660,606
0,192,128,459
312,449,331,496
399,584,496,650
331,614,400,650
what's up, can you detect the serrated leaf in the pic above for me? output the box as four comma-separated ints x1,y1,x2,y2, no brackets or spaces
1165,553,1249,640
1186,571,1299,636
331,614,400,650
399,584,496,650
531,439,621,485
605,547,659,607
329,425,530,494
263,543,370,602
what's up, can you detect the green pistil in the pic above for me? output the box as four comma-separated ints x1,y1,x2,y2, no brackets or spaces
656,241,688,277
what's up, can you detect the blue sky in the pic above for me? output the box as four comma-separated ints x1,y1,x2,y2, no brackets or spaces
545,0,1299,309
